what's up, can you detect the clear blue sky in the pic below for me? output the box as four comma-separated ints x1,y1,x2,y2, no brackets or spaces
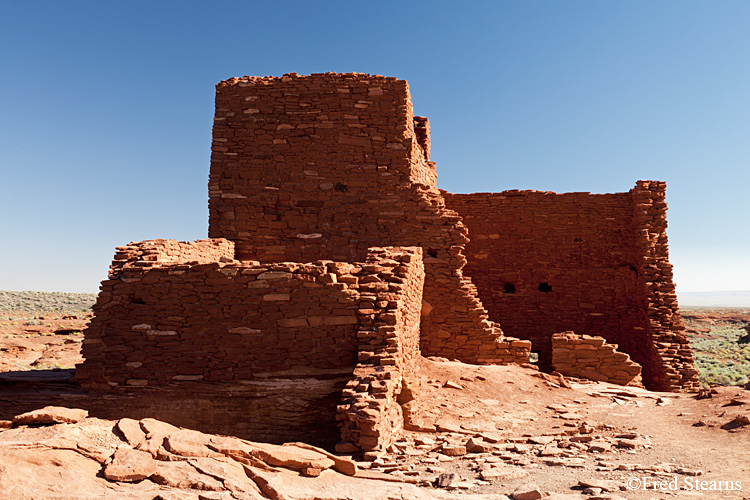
1,1,748,294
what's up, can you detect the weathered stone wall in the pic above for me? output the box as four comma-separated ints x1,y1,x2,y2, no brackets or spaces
207,72,527,365
443,184,698,391
75,72,698,458
78,244,427,448
551,332,643,387
337,247,424,459
79,262,360,387
110,239,235,275
631,181,698,391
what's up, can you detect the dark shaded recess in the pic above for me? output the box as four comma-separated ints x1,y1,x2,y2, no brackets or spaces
0,373,349,450
538,282,552,293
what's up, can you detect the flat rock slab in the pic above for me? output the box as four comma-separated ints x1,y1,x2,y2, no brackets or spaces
251,466,434,500
12,406,88,426
151,460,223,490
104,447,159,482
164,428,223,458
577,479,619,492
511,483,544,500
117,418,146,448
252,441,335,471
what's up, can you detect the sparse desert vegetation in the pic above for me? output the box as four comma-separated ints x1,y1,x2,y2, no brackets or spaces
682,307,750,387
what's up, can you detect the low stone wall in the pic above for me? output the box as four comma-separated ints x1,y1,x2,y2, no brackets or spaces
551,332,643,387
110,239,235,276
77,244,428,451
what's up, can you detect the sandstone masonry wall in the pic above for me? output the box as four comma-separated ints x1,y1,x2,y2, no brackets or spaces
76,72,697,455
551,332,643,387
110,239,235,275
631,181,698,391
78,243,426,448
337,247,424,459
207,72,528,365
443,185,698,391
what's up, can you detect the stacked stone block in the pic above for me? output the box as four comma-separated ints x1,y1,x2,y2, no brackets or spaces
632,181,698,391
208,72,526,365
110,238,235,275
80,244,364,387
443,185,698,391
413,116,431,161
551,332,643,387
78,242,428,448
336,247,424,459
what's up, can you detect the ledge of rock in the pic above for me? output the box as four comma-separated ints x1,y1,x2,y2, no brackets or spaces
0,408,426,500
12,406,89,426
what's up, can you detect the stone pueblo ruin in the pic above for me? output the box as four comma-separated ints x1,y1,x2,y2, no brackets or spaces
75,71,698,454
4,73,735,500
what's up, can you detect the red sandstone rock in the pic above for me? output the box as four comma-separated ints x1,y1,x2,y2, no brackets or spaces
12,406,88,426
251,442,335,471
511,483,544,500
138,417,180,456
164,428,224,458
465,437,492,453
116,418,146,448
151,460,224,490
103,447,159,482
0,413,435,499
283,441,358,476
441,444,467,456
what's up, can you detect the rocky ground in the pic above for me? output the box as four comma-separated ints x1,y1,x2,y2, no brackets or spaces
1,293,749,499
0,300,90,372
0,358,748,499
0,406,423,500
376,358,750,499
